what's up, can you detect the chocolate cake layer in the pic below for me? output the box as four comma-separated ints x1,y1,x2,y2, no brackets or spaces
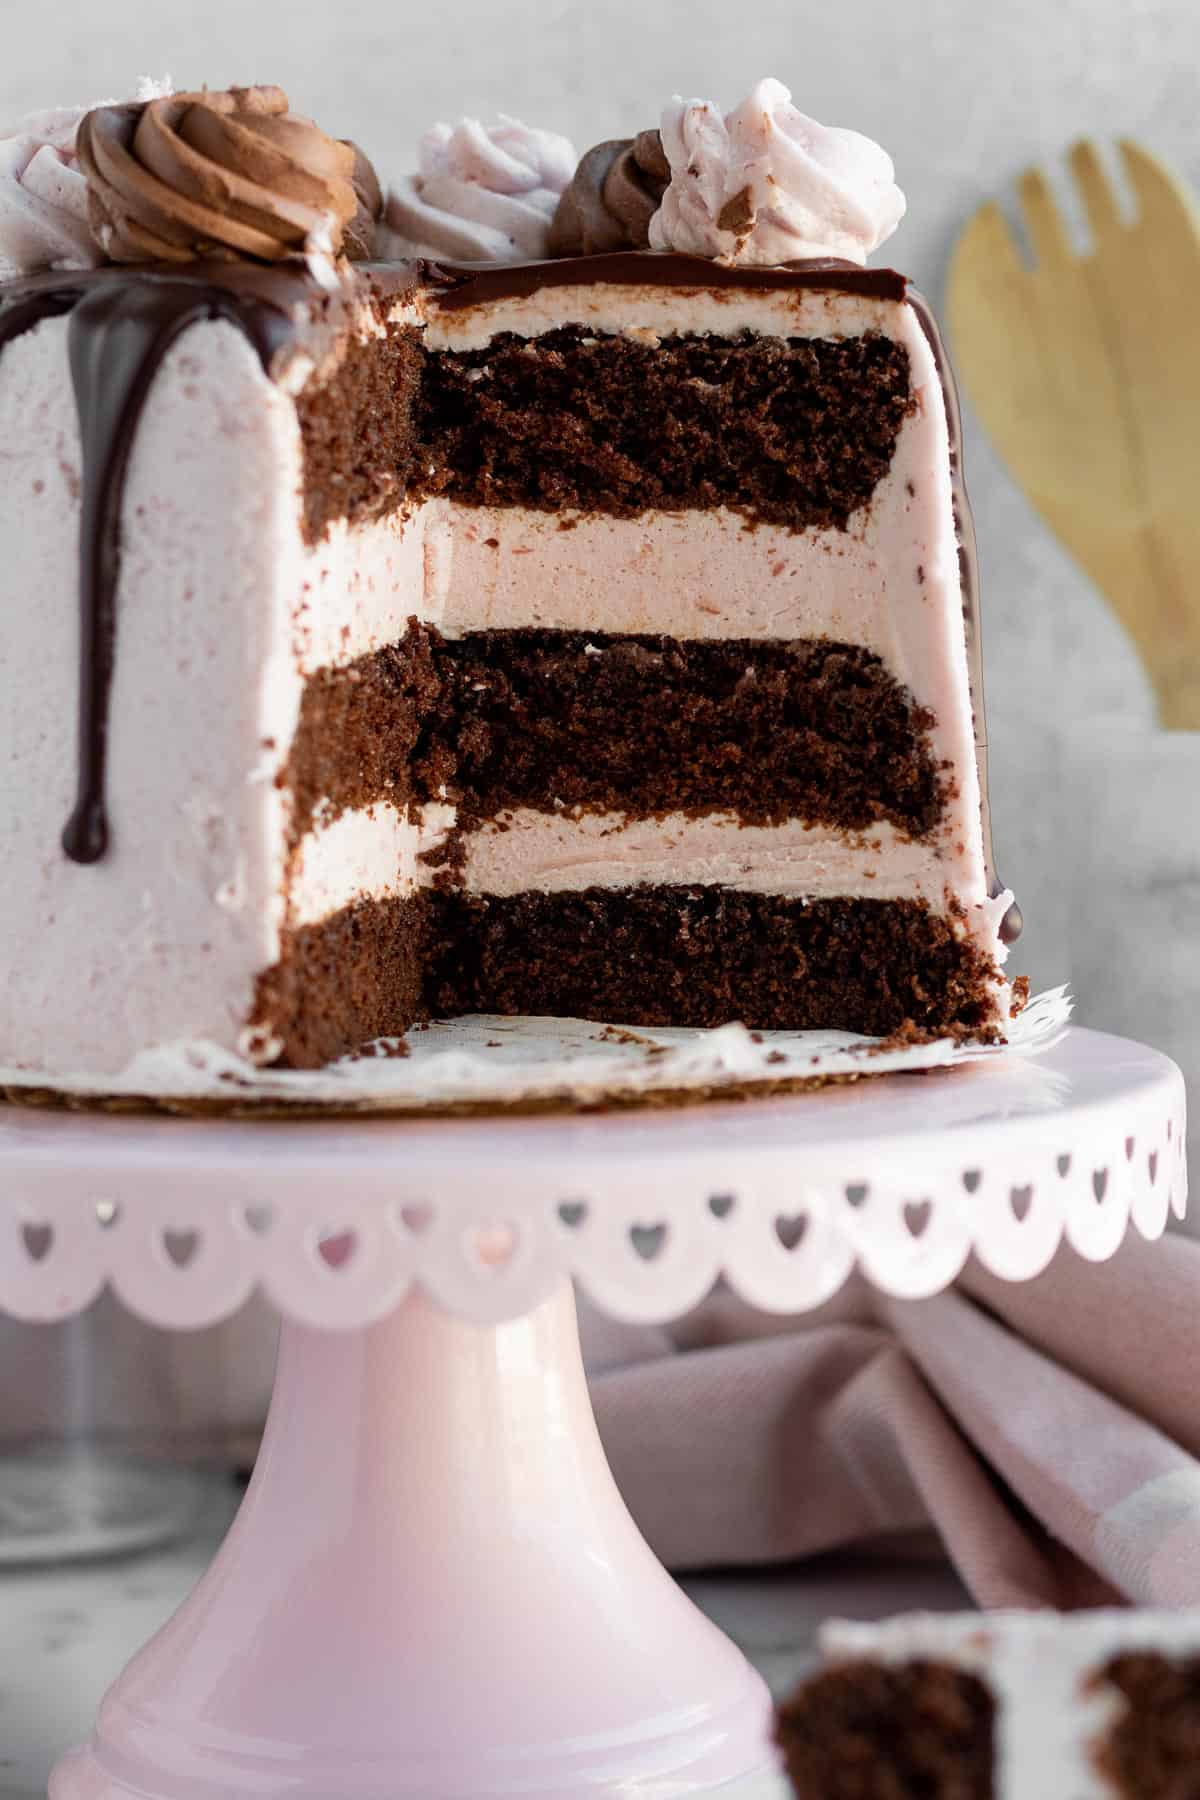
256,888,1001,1067
414,326,913,530
253,892,431,1070
429,890,997,1036
288,626,943,838
1094,1653,1200,1799
296,307,423,545
288,624,439,838
774,1658,995,1800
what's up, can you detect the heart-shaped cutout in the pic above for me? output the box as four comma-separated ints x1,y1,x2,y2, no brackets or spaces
21,1222,53,1263
630,1223,667,1262
558,1201,588,1230
903,1200,932,1239
1056,1153,1072,1178
316,1229,357,1271
399,1203,433,1235
163,1229,199,1270
469,1222,518,1269
774,1213,808,1252
962,1170,982,1195
845,1183,869,1208
1092,1169,1109,1202
94,1200,120,1229
1009,1184,1033,1223
243,1203,273,1236
708,1194,736,1221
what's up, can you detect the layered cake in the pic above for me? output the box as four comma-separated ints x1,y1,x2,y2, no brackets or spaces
776,1609,1200,1798
0,78,1019,1085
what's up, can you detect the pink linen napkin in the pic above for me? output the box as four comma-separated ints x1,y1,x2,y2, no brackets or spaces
581,1229,1200,1610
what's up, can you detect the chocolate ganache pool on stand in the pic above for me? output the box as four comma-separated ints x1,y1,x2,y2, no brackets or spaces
0,76,1021,1086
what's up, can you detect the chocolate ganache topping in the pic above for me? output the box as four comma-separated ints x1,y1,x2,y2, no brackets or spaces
547,129,669,255
77,85,381,264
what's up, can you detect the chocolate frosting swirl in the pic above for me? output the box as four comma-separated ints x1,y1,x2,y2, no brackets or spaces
77,85,381,264
548,128,669,256
344,142,383,261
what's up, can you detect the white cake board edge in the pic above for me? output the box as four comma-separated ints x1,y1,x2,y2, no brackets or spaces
1,986,1072,1113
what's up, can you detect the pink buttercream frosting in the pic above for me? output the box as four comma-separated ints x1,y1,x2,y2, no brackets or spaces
0,77,173,279
383,116,577,262
649,77,905,267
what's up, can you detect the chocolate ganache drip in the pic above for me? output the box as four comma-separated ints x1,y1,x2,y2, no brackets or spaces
0,264,411,864
0,83,389,864
547,130,669,255
77,86,381,264
59,275,298,861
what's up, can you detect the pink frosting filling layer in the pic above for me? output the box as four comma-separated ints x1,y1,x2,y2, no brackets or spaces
290,804,994,922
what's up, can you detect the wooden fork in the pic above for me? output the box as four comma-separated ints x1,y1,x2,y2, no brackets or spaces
948,140,1200,730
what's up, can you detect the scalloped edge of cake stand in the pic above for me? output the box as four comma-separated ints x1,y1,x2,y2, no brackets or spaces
1,1027,1186,1332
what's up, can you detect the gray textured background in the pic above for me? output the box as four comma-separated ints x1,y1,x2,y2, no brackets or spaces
5,0,1197,1018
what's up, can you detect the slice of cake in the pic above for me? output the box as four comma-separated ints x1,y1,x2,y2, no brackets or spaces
0,78,1019,1089
777,1609,1200,1799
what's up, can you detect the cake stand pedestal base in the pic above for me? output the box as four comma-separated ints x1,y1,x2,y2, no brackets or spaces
51,1282,774,1800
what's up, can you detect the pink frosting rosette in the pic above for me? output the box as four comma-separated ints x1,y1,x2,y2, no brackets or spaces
650,77,906,267
384,116,577,263
0,78,173,279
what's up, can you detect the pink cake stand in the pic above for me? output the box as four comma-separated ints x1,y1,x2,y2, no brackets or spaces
0,1025,1186,1800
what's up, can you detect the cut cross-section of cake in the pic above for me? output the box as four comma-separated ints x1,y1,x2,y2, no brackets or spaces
0,78,1020,1089
777,1610,1200,1800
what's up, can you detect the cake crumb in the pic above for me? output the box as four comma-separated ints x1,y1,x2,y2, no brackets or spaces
597,1023,661,1050
355,1037,410,1060
717,184,756,235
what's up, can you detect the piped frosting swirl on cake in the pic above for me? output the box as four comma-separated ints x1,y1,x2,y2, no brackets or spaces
0,109,97,279
0,80,173,278
649,77,906,266
383,116,577,261
547,130,669,255
77,85,381,264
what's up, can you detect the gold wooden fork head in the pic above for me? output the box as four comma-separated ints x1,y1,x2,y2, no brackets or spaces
948,140,1200,731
